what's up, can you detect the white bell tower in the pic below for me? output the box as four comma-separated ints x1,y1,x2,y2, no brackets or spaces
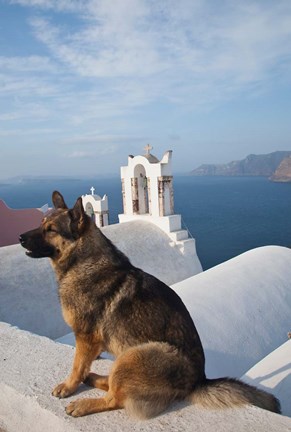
120,146,174,219
118,148,199,257
82,188,109,228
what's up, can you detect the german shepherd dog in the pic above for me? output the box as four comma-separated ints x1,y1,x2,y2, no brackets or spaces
19,191,280,418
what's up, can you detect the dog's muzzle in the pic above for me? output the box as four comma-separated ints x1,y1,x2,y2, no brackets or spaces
19,234,26,247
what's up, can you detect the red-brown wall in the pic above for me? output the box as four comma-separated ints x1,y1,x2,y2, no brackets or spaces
0,200,43,247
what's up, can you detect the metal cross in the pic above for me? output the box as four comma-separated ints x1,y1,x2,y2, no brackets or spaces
90,186,95,195
144,144,153,155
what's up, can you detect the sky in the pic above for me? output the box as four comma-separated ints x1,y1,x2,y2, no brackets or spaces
1,0,291,179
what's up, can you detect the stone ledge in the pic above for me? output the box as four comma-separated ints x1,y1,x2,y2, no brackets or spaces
1,323,291,432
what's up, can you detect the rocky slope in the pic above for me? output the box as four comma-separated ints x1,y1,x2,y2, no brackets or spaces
191,151,291,177
270,156,291,182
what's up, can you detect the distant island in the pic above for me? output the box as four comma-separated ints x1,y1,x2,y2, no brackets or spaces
191,151,291,182
5,175,83,184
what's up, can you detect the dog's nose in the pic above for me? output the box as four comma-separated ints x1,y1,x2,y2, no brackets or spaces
19,234,25,245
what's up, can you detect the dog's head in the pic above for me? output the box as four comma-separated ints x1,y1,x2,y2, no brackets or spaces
19,191,89,259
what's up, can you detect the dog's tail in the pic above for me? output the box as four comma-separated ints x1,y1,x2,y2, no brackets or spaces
188,377,281,413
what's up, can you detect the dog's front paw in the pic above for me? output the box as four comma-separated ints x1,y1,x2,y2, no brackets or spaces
66,399,92,417
52,382,76,398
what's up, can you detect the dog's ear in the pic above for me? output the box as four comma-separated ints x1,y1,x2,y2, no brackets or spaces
52,191,68,209
69,197,88,235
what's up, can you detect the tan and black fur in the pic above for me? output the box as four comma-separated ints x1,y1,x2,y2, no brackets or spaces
19,191,281,418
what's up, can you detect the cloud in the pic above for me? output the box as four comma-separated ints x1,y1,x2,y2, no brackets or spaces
2,0,291,152
29,13,162,78
0,127,59,137
64,133,146,157
0,55,56,73
0,55,59,98
10,0,86,12
23,1,291,106
66,144,118,159
67,150,92,158
0,105,50,122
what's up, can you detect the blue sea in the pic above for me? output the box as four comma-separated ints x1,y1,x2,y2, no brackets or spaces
1,175,291,270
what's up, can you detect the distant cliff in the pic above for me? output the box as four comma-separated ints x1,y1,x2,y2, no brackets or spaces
271,156,291,182
191,151,291,178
